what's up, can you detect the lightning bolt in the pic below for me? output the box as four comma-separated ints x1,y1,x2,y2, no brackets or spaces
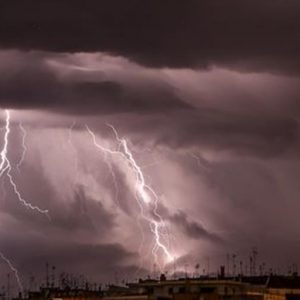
86,124,174,268
109,125,174,263
16,123,27,173
0,252,23,292
70,121,120,207
68,121,80,188
0,109,50,294
106,160,120,207
0,110,49,216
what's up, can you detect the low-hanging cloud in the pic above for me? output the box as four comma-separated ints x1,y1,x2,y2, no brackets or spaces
1,0,300,74
0,51,191,115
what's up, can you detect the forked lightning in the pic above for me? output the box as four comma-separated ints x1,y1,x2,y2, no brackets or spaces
0,109,49,293
86,124,175,267
0,110,49,215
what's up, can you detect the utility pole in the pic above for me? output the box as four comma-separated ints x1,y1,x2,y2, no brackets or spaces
232,254,236,277
206,257,210,277
46,262,49,288
6,274,10,300
51,265,56,288
252,248,258,276
226,253,230,276
249,255,253,276
239,261,243,276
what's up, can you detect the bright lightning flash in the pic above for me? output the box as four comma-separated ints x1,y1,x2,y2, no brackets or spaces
0,110,49,215
86,125,175,267
16,123,27,173
0,109,50,293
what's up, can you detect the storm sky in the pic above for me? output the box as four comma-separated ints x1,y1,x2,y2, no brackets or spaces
1,0,300,291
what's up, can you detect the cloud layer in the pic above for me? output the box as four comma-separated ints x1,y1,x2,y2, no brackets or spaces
1,2,300,293
1,1,300,74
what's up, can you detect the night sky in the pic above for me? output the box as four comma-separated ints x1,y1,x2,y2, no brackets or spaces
1,0,300,290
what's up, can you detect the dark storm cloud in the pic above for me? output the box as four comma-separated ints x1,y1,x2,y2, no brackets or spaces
0,159,116,238
2,50,299,159
1,0,300,73
0,235,139,282
1,51,299,158
0,51,191,115
117,109,299,158
1,0,300,283
53,186,116,234
170,211,222,243
156,202,222,243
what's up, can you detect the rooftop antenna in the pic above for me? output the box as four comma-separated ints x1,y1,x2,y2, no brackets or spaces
249,255,253,276
194,263,200,278
153,264,157,279
1,285,5,300
232,254,236,277
239,261,243,276
261,262,266,276
51,265,56,288
245,263,248,276
6,274,10,300
292,263,298,275
173,259,176,279
206,257,210,278
45,262,49,288
184,262,188,278
29,273,35,292
252,248,258,276
226,253,230,276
